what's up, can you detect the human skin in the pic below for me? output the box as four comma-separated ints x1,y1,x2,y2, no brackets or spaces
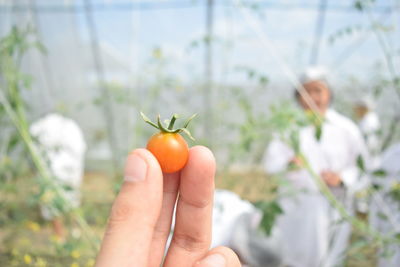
296,81,342,187
95,146,241,267
298,80,331,115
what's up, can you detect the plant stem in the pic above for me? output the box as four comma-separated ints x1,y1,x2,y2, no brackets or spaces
366,8,400,103
168,114,178,130
0,88,100,252
299,153,390,245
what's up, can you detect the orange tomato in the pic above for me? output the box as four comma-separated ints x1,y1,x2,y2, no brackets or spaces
146,132,189,173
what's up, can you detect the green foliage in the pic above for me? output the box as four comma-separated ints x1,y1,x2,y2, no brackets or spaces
267,103,325,151
0,26,40,181
254,200,283,236
372,169,387,177
356,155,366,172
354,0,376,11
328,25,363,44
0,26,99,262
388,182,400,205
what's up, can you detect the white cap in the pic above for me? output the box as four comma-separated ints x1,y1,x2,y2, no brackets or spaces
299,66,330,85
355,95,375,109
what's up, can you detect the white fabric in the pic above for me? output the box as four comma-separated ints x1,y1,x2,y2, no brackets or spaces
30,113,86,219
299,66,329,85
165,190,260,257
211,190,260,248
359,111,381,166
263,109,368,267
370,143,400,267
356,111,381,212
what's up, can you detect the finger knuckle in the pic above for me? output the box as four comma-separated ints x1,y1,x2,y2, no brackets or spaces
109,198,134,224
172,232,209,252
182,197,211,209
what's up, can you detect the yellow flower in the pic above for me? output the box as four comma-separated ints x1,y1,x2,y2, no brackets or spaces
26,221,41,232
85,259,95,267
19,237,31,246
40,190,55,204
152,47,163,59
355,189,368,199
35,257,47,267
24,254,32,264
71,250,80,259
391,182,400,191
70,263,80,267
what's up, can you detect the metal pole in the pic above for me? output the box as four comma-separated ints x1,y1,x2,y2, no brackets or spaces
204,0,214,148
28,0,56,112
310,0,328,65
83,0,120,177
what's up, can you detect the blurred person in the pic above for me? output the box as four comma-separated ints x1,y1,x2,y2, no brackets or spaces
30,113,86,238
263,67,369,267
164,188,281,266
353,97,381,215
211,190,282,267
96,147,242,267
354,96,381,167
369,143,400,267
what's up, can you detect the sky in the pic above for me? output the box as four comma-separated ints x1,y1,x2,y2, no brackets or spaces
1,0,399,158
1,0,399,87
76,0,399,84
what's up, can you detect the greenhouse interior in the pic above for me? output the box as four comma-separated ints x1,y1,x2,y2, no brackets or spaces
1,0,400,266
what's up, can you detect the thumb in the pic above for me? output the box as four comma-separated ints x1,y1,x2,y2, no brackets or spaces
194,247,241,267
96,149,163,267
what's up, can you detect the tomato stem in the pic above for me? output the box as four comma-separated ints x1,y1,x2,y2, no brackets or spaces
168,114,179,130
140,111,159,130
140,112,196,141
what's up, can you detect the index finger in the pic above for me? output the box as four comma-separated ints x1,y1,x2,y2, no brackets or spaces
95,149,163,267
164,146,216,267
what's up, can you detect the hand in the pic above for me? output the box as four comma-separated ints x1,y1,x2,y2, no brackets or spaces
95,146,241,267
321,170,342,187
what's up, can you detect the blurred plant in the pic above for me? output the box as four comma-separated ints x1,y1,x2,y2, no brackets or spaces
0,25,99,255
0,25,43,182
226,86,270,164
328,2,400,259
262,100,400,263
329,0,400,150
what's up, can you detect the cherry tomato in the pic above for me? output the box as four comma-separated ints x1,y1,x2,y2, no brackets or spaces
141,112,196,173
146,132,189,173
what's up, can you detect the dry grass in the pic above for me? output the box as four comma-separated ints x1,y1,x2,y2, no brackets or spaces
0,170,378,266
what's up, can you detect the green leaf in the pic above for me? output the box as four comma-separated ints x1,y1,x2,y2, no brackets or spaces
395,233,400,241
371,183,382,191
354,1,364,11
255,201,283,236
180,128,195,141
6,134,20,153
140,111,159,129
377,212,388,221
182,113,197,129
315,125,322,141
259,76,269,86
357,155,365,172
290,131,300,154
372,169,387,177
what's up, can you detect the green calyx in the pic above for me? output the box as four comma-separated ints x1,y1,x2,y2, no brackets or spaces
140,112,196,141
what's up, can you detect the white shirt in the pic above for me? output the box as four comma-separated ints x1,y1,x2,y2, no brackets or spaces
358,111,381,164
370,143,400,267
263,108,368,267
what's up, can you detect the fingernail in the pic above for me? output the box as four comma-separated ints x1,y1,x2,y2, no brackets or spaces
124,154,147,182
198,254,226,267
